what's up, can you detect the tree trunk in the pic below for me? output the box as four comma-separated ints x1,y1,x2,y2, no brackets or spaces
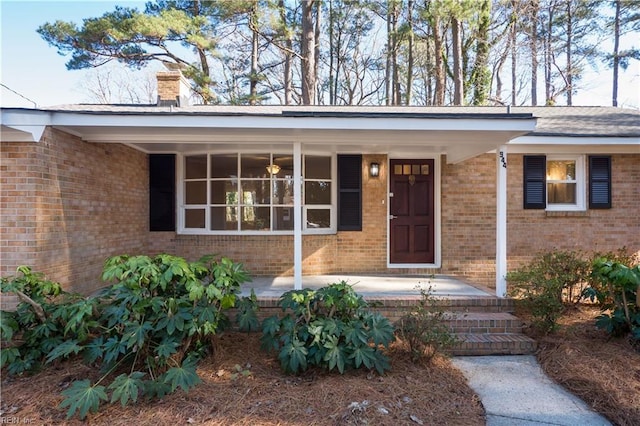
433,16,445,105
385,4,392,105
545,4,554,104
406,0,414,105
612,0,620,106
510,0,517,105
472,0,491,105
314,0,321,103
530,0,539,106
278,0,292,105
566,0,573,105
328,0,335,105
452,16,464,105
301,0,316,105
249,4,259,105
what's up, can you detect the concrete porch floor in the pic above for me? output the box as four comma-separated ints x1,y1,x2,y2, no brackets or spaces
241,274,492,299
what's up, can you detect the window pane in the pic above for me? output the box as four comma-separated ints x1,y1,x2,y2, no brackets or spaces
241,181,271,204
211,180,237,205
242,154,270,178
412,164,420,175
185,155,207,179
547,160,576,181
548,183,577,204
273,154,294,177
394,164,402,175
241,206,270,230
305,155,331,179
274,207,294,230
305,181,331,204
273,179,294,204
211,207,237,230
421,164,430,175
307,209,330,229
185,209,205,228
185,181,206,204
211,154,237,178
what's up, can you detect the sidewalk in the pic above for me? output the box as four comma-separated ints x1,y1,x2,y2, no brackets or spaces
451,355,611,426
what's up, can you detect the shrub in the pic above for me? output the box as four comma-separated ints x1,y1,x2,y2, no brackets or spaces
395,286,457,362
507,250,589,333
0,254,257,419
585,257,640,344
260,281,394,375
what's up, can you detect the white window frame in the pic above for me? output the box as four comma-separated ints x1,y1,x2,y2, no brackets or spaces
177,151,336,235
545,154,586,212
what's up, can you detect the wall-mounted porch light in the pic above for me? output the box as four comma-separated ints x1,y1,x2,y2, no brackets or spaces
369,162,380,178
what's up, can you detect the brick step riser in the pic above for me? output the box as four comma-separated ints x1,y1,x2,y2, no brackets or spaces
450,333,537,356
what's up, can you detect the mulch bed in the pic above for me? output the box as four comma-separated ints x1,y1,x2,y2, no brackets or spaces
528,305,640,426
1,333,485,425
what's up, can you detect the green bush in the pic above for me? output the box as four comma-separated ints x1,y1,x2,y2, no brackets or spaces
395,286,457,362
585,257,640,343
260,281,394,375
507,250,589,333
0,254,257,419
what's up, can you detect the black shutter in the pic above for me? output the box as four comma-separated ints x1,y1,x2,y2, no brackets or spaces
589,156,611,209
149,154,176,231
338,155,362,231
523,155,546,209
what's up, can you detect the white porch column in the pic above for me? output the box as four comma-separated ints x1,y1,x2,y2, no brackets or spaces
293,142,303,290
496,145,508,297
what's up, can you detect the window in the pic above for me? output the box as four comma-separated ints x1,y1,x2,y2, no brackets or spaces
180,152,334,233
545,156,584,210
524,155,610,211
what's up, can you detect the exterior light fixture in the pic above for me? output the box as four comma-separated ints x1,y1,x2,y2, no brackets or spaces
266,164,281,175
369,162,380,177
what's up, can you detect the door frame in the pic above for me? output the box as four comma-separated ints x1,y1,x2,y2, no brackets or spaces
387,154,442,269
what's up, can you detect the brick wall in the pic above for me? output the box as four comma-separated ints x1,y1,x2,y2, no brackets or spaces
3,129,637,301
1,128,148,308
441,154,497,284
507,153,640,271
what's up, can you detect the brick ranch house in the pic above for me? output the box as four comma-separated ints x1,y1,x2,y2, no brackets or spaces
1,73,639,304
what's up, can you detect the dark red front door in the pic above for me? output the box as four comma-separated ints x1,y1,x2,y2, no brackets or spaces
389,159,435,264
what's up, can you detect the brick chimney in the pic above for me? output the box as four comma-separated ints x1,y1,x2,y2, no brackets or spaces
156,66,191,106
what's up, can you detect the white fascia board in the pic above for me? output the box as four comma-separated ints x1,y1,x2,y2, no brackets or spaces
48,111,536,133
1,109,50,142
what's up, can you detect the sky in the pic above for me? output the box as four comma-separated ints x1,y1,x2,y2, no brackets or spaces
1,0,639,109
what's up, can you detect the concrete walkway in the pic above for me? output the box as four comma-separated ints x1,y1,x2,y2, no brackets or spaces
451,356,611,426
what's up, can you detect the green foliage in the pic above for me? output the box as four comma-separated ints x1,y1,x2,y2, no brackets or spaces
396,286,458,362
586,257,640,343
507,250,590,334
0,254,257,419
261,281,394,375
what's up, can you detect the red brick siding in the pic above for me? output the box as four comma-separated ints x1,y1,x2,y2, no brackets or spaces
1,128,148,303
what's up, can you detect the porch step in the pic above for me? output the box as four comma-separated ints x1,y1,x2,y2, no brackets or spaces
451,333,537,356
444,311,523,334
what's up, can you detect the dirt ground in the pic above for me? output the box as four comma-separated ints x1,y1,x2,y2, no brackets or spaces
3,305,639,426
0,333,485,425
527,305,640,426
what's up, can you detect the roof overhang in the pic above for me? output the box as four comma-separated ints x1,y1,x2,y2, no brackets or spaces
1,108,538,163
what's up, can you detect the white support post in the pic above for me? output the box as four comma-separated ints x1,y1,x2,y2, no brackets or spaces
496,145,508,298
293,142,303,290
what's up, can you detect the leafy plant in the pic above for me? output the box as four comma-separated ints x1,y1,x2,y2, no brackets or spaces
585,257,640,343
261,281,394,375
507,250,590,333
395,286,458,362
0,254,257,419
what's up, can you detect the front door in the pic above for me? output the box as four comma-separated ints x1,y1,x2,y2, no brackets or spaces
389,159,435,264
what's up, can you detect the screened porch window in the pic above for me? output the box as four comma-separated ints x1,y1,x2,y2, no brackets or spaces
181,153,334,233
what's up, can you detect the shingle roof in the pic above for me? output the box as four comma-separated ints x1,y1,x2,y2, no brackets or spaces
27,104,640,138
